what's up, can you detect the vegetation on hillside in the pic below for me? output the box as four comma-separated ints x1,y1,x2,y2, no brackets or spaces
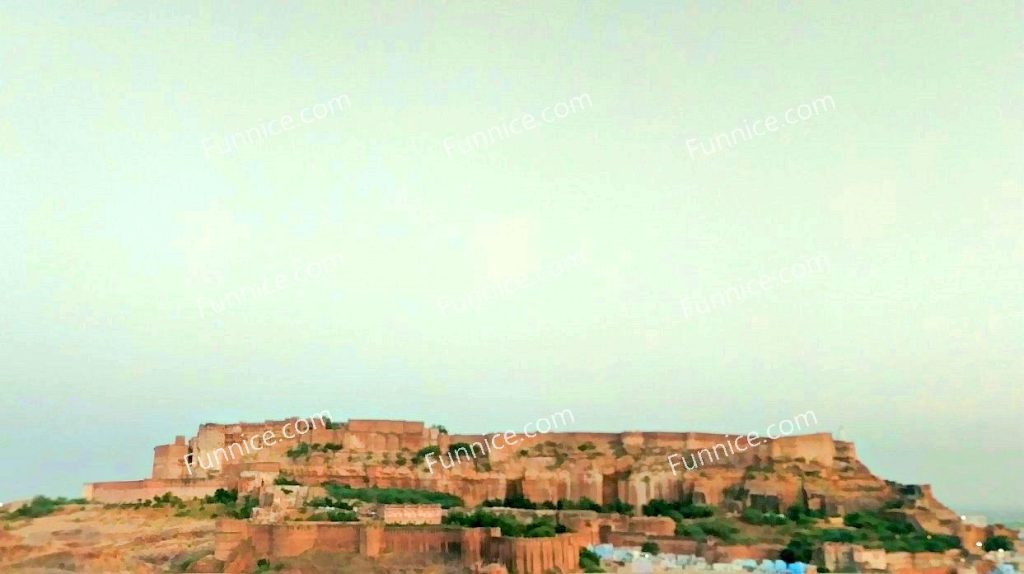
481,495,632,514
307,509,358,522
412,445,441,465
286,443,311,459
740,508,790,526
1,495,87,519
322,482,463,508
579,547,605,572
983,535,1014,552
306,495,354,510
443,509,568,537
778,511,960,563
676,517,740,541
642,498,716,521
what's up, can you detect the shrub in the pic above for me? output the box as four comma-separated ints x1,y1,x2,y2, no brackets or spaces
781,537,814,563
558,498,602,512
444,509,567,538
447,442,478,459
675,522,706,538
983,536,1014,552
254,557,283,572
695,518,738,541
273,475,300,486
782,513,960,561
204,488,238,505
308,509,358,522
286,443,311,459
306,496,354,510
741,508,789,526
578,442,597,451
483,494,537,509
322,482,463,508
602,499,634,514
641,541,660,555
642,498,714,520
151,492,184,507
786,504,825,523
412,446,441,465
323,443,343,451
580,547,605,572
229,495,259,519
6,496,87,519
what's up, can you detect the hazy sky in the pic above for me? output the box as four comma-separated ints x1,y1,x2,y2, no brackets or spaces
1,1,1021,517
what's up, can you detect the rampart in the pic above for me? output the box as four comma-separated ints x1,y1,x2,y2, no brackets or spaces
211,520,582,574
84,478,228,504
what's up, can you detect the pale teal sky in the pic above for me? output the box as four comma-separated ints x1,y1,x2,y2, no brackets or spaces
1,1,1021,517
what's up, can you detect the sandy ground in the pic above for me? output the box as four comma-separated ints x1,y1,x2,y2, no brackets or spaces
0,504,215,573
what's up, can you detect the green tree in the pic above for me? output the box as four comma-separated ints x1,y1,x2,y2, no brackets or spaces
411,445,441,465
579,548,605,572
983,536,1014,552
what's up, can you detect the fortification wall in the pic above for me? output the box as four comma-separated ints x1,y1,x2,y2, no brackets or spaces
489,532,586,574
258,522,361,557
152,437,188,479
381,527,463,553
768,433,835,465
213,520,488,571
85,478,227,503
380,504,442,525
607,532,700,555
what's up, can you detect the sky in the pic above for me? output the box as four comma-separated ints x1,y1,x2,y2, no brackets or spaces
0,1,1021,518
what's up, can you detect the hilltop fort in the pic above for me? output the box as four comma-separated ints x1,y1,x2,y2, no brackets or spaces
77,417,1017,574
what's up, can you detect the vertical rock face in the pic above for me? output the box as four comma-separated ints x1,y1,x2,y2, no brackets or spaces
89,418,960,530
